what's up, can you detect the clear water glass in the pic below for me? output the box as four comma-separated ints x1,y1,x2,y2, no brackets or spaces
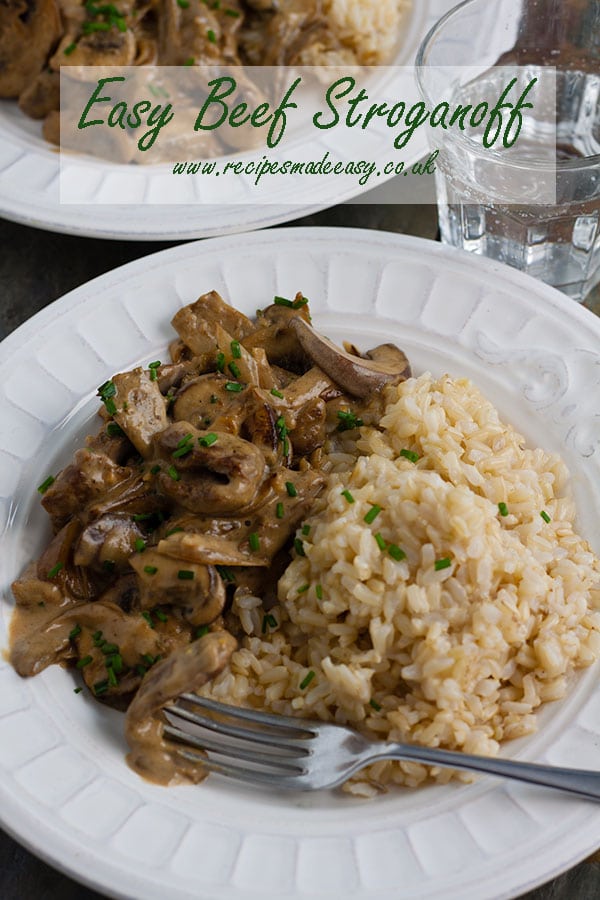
416,0,600,302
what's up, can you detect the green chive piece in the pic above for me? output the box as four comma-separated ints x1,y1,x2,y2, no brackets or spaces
76,655,93,669
315,584,323,600
134,538,146,553
172,444,192,458
178,569,194,580
341,489,355,504
38,475,55,494
369,698,382,712
498,502,509,517
73,686,83,694
285,481,297,497
337,411,364,432
225,381,244,392
207,28,217,42
154,608,168,623
142,611,154,628
399,448,420,464
302,524,311,536
274,296,293,308
184,57,195,65
294,538,305,557
199,433,218,447
540,510,551,523
216,565,235,583
167,465,180,481
299,670,315,690
195,625,210,639
374,532,387,551
132,513,152,522
142,653,156,667
230,340,241,359
434,557,452,571
64,41,77,55
283,436,290,457
276,502,285,519
224,7,239,15
297,584,309,594
92,630,103,644
69,625,81,640
150,464,161,475
165,527,183,537
249,532,260,552
101,643,118,655
109,653,124,674
292,296,309,309
144,565,158,576
228,361,241,379
176,433,193,449
107,422,125,437
388,544,406,561
107,667,118,687
266,614,277,628
93,680,109,695
177,0,189,6
47,562,64,579
216,351,226,373
135,664,148,677
261,615,269,634
270,388,284,399
364,504,382,525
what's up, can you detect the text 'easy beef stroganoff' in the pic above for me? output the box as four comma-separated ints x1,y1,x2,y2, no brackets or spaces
9,291,600,794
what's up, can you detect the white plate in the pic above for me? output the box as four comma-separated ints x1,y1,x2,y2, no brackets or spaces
1,228,600,900
0,0,455,240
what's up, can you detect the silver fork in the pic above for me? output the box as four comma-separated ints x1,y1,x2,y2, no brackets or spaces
163,696,600,800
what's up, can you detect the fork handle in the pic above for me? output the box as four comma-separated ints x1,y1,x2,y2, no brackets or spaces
375,744,600,801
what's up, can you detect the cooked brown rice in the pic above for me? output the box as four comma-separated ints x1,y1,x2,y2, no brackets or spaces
201,374,600,795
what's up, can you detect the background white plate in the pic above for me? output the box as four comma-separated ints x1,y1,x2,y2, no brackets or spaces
0,0,456,240
1,228,600,900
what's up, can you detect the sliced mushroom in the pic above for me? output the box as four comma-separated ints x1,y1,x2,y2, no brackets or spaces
18,68,59,119
37,519,96,601
171,291,254,356
291,397,326,457
41,449,133,524
154,421,268,515
125,630,236,785
130,551,226,627
112,367,169,458
0,0,62,98
289,317,411,398
157,531,267,568
74,515,146,570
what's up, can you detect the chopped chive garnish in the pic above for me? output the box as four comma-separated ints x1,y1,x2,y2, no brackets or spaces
230,340,241,359
93,680,109,695
106,422,125,437
144,565,158,575
176,433,193,448
285,481,297,497
216,565,235,583
282,436,290,457
199,433,218,447
142,653,156,666
150,464,161,475
98,380,116,400
297,584,309,594
195,625,209,639
399,448,420,463
374,532,387,551
141,611,154,628
274,295,293,307
165,527,183,537
184,57,195,65
302,524,311,536
37,475,55,494
64,41,77,55
249,532,260,552
364,505,382,525
315,584,324,601
388,544,406,561
498,502,509,517
276,502,285,519
47,562,64,579
225,381,244,392
294,538,305,557
216,351,226,373
73,686,83,694
540,510,551,523
178,569,194,580
135,664,148,677
369,698,382,711
154,608,168,622
167,465,180,481
337,411,364,432
266,614,277,628
69,625,81,640
224,7,239,15
132,513,152,522
107,667,118,687
434,557,452,571
173,444,192,458
177,0,189,6
101,643,118,655
228,361,241,379
270,388,284,399
92,630,103,644
134,538,146,553
207,28,216,42
82,20,111,32
293,296,309,308
299,670,315,690
108,653,123,673
341,489,355,504
104,398,117,415
76,655,93,669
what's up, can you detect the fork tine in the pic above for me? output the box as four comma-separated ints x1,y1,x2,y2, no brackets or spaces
163,724,307,770
176,747,305,790
165,703,312,752
179,695,316,735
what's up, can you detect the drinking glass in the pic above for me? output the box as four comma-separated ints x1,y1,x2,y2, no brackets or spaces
416,0,600,302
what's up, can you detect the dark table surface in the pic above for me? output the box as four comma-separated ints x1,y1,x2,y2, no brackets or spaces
1,206,599,900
